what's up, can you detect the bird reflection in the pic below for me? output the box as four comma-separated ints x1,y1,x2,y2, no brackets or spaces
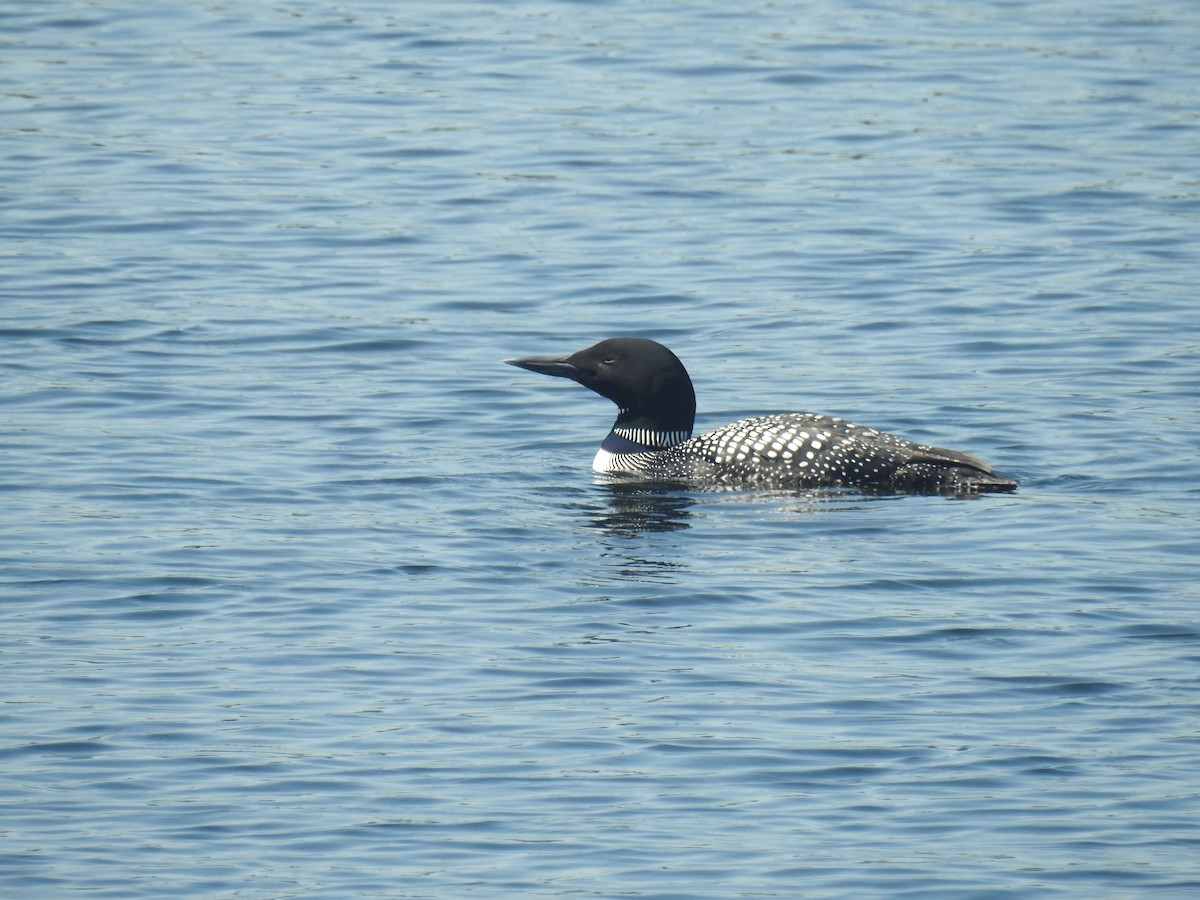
580,480,698,537
562,482,696,584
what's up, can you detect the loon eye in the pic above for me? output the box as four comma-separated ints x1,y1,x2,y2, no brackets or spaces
601,357,616,366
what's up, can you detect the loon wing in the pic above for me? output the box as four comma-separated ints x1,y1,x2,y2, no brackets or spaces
910,445,995,474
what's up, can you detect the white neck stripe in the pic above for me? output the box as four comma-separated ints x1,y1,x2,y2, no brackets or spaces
614,427,689,448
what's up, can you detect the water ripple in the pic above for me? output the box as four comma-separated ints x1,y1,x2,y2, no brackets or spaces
3,0,1199,896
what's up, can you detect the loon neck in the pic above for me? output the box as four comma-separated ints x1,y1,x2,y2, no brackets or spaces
602,425,691,454
612,399,694,446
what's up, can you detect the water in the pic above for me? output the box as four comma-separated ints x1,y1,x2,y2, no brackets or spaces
3,0,1199,896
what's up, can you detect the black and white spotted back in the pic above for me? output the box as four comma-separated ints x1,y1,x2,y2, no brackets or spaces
601,414,1012,493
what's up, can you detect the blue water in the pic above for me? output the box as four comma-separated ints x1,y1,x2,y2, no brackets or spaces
4,1,1199,896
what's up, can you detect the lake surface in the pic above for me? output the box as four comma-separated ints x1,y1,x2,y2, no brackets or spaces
3,1,1199,896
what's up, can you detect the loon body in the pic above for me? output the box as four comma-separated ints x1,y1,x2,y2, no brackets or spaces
505,338,1017,494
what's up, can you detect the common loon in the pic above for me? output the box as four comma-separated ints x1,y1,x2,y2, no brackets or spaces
505,337,1017,494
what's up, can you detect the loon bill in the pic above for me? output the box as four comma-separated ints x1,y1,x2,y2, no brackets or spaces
505,337,1017,494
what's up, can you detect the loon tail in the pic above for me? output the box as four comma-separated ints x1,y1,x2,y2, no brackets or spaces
908,446,1018,493
957,471,1019,493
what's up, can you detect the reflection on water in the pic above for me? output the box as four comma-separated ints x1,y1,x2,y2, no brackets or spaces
563,482,698,584
584,479,910,536
582,481,701,536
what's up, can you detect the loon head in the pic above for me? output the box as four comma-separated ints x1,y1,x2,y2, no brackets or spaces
505,337,697,434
